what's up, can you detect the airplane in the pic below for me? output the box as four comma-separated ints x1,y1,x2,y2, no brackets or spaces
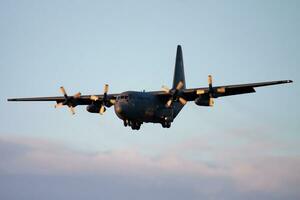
8,45,293,130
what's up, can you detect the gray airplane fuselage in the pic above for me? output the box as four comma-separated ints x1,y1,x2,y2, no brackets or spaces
114,91,173,124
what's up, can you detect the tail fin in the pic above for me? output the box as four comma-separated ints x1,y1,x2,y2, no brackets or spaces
171,45,186,119
172,45,186,89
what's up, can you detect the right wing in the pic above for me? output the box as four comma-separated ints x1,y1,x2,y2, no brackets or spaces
7,91,119,115
7,85,120,115
7,94,117,105
8,85,119,106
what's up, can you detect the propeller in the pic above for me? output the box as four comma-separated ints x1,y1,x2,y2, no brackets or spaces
54,86,81,115
196,75,226,106
162,81,187,108
208,75,214,106
90,84,115,114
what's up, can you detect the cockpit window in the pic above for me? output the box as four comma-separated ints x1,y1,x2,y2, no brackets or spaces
117,95,129,100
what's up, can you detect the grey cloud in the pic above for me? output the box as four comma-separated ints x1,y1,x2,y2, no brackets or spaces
0,136,299,200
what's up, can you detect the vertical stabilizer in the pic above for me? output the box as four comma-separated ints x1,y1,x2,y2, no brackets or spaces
172,45,186,118
172,45,186,89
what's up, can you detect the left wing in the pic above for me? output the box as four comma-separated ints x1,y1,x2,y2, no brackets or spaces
150,79,292,108
182,80,293,101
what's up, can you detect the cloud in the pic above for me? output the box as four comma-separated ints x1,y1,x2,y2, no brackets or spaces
0,135,299,200
0,136,223,177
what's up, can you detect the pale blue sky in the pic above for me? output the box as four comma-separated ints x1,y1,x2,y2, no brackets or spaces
0,1,299,199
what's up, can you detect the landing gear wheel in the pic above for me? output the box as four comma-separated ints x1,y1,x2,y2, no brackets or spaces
123,120,128,127
161,121,171,128
131,122,141,130
166,123,171,128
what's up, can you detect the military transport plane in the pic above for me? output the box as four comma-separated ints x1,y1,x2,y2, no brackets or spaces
8,45,292,130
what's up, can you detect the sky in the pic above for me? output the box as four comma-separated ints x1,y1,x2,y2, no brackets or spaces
0,0,299,199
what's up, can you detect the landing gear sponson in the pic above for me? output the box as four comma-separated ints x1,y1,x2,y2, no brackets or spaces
123,119,171,130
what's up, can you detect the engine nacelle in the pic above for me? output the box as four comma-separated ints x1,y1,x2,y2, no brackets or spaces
86,104,101,113
194,97,210,106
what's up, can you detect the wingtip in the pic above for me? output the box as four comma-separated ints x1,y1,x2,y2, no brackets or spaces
288,80,293,83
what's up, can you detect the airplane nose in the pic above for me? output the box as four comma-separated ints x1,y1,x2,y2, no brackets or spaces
114,101,132,120
114,102,127,120
115,104,123,114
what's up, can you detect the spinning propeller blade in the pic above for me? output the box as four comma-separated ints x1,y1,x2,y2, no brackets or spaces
162,81,186,107
60,86,67,97
161,85,171,93
54,86,81,114
54,102,64,108
179,97,187,105
99,105,106,114
69,106,75,115
89,84,115,114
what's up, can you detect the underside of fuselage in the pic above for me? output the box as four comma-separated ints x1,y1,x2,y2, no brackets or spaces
113,91,177,130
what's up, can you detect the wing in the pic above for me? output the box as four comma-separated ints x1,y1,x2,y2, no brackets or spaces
7,84,120,106
7,94,118,105
7,84,121,115
150,80,293,103
7,80,292,105
182,80,293,101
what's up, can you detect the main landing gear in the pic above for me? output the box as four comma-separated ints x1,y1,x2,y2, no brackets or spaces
161,121,171,128
123,120,141,130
